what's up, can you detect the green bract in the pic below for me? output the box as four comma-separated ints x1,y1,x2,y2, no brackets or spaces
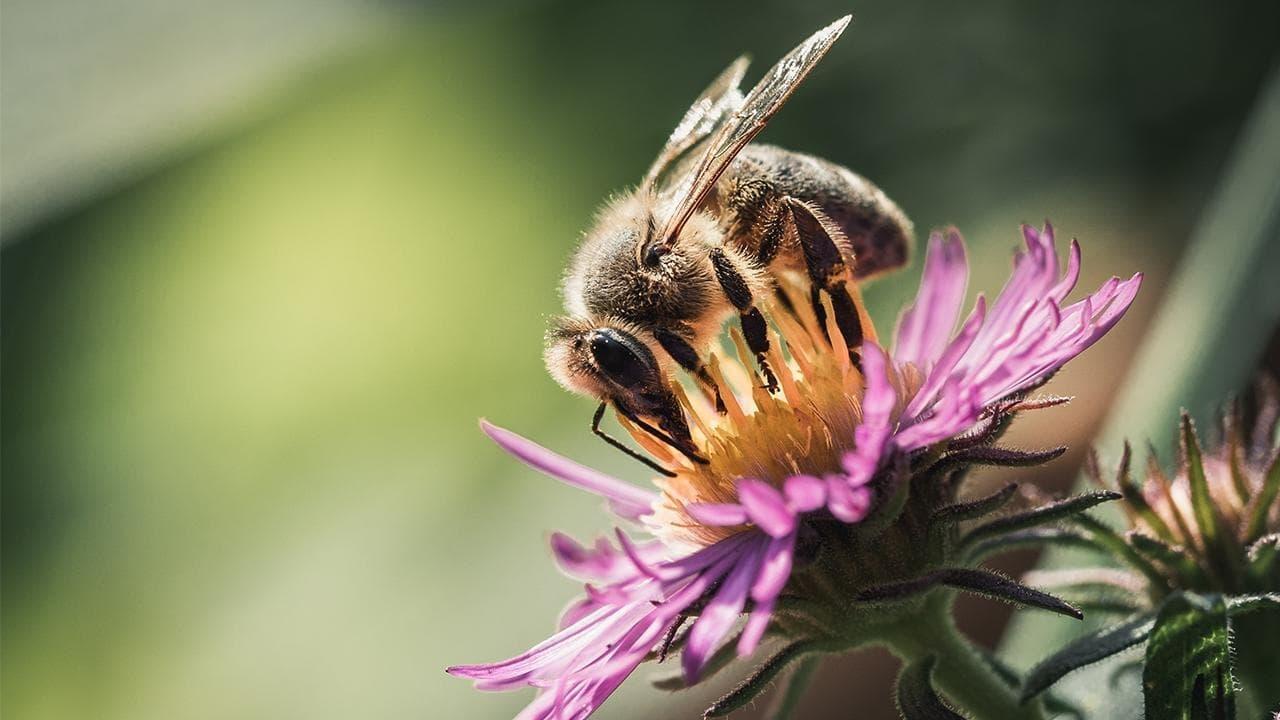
1020,389,1280,718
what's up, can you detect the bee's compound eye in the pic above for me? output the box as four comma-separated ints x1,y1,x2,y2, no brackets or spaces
643,243,668,267
589,329,650,388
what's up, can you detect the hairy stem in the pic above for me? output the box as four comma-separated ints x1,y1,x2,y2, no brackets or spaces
1232,610,1280,718
767,655,819,719
881,595,1046,720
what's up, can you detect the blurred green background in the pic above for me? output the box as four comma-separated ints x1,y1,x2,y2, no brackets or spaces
3,1,1277,719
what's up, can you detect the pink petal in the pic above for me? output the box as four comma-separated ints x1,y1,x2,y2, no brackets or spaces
893,230,969,369
482,421,657,520
737,597,775,656
783,475,827,512
1046,239,1082,303
826,475,873,523
904,295,987,419
686,502,749,527
447,603,633,686
550,533,629,583
614,529,664,581
737,478,797,538
841,343,895,485
751,533,796,601
558,597,598,630
681,543,762,681
895,380,982,450
654,531,756,581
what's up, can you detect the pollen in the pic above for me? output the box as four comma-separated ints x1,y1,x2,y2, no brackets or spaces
623,278,907,547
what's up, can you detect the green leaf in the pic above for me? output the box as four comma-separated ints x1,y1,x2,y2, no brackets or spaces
1112,442,1178,542
856,568,1082,619
1182,413,1245,589
932,483,1019,523
959,491,1122,549
949,445,1068,468
1020,611,1156,702
1143,592,1236,720
1182,414,1219,544
703,641,823,718
1244,452,1280,542
962,527,1101,563
1245,534,1278,585
1222,403,1254,504
1070,514,1171,593
1128,531,1207,588
1225,593,1280,616
896,656,966,719
953,568,1085,620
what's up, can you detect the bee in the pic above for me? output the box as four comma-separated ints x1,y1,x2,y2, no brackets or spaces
545,16,913,475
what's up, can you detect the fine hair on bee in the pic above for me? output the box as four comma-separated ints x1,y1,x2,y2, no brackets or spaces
544,16,914,472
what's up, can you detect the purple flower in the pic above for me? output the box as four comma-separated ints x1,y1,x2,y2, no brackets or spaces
448,224,1141,719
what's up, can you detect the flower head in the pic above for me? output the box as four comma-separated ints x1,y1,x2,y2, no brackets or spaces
1072,383,1280,604
1019,384,1280,710
449,224,1141,719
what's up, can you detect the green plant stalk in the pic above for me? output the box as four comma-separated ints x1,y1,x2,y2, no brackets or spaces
1232,610,1280,717
882,593,1047,720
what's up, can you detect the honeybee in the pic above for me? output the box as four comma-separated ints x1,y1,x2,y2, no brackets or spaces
545,16,913,474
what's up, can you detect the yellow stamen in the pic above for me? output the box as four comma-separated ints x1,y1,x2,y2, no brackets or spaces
766,326,803,408
615,413,683,468
706,354,748,427
670,381,713,444
631,275,884,547
819,292,851,375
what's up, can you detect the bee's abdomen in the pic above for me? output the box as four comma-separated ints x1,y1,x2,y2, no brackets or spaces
716,144,912,279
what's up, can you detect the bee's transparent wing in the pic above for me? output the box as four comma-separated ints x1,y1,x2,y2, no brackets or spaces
641,55,750,189
655,15,851,247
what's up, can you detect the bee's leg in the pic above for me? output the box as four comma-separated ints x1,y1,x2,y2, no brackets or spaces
772,282,798,316
748,196,811,325
590,402,677,477
753,194,788,266
785,197,865,362
654,328,727,414
709,247,779,393
613,402,709,465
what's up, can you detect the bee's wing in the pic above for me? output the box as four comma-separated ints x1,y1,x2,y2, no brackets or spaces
641,55,750,188
655,15,851,248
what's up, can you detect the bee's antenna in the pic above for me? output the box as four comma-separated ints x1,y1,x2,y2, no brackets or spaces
592,403,678,477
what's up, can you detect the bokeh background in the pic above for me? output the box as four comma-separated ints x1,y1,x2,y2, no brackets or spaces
4,1,1278,719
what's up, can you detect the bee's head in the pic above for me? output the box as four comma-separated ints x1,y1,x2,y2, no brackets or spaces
545,317,663,400
545,316,695,453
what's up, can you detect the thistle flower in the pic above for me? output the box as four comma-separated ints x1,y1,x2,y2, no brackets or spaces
449,224,1141,720
1099,392,1278,598
1019,385,1280,713
1014,396,1279,615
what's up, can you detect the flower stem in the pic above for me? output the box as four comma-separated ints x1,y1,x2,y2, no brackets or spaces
1233,610,1280,718
880,595,1046,720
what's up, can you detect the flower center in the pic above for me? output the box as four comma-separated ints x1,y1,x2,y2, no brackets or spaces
621,280,918,547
